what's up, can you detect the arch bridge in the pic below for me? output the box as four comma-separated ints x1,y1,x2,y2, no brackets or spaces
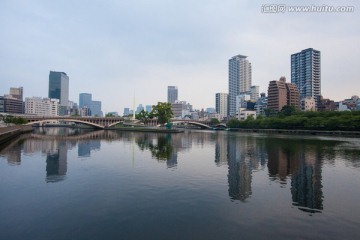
171,120,226,129
24,116,124,129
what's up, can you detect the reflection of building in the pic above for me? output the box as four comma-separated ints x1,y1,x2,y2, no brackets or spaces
291,152,323,213
265,138,323,213
266,140,300,183
227,135,252,201
78,140,101,157
46,142,67,183
6,144,22,165
215,135,227,166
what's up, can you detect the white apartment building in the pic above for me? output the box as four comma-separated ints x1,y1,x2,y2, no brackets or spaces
228,55,252,116
237,108,257,121
25,97,59,116
301,97,316,111
250,85,259,102
215,93,228,119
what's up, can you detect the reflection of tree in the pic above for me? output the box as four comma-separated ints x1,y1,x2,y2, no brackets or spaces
148,136,173,160
136,134,174,161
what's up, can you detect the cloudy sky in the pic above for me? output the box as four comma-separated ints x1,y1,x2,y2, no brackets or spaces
1,0,359,113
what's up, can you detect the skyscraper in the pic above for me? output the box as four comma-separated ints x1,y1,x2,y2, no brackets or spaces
79,93,92,108
91,101,103,116
215,93,228,118
228,55,252,116
48,71,69,107
167,86,178,104
291,48,321,109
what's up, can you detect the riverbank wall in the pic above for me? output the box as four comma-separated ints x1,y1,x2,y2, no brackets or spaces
0,125,33,145
228,128,360,137
106,127,184,133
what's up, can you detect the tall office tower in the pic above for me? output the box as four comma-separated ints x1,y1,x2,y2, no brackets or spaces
49,71,69,107
9,87,23,101
91,101,103,116
215,93,228,118
79,93,92,108
291,48,321,109
250,86,259,102
267,77,300,112
167,86,178,104
228,55,252,116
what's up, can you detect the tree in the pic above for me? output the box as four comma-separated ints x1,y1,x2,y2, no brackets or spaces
105,113,114,117
3,115,28,125
137,110,150,123
210,118,220,125
280,105,296,117
150,102,173,125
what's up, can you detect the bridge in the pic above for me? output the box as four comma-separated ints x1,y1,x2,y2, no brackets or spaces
20,115,227,130
24,116,125,129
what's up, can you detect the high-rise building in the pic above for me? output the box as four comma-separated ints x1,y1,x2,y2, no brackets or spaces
267,77,300,112
167,86,178,104
48,71,69,107
136,104,144,113
228,55,252,116
145,105,152,112
91,101,102,116
79,93,92,108
250,86,259,102
215,93,228,119
123,108,130,116
291,48,321,109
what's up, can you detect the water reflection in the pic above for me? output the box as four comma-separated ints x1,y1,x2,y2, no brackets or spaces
0,128,359,213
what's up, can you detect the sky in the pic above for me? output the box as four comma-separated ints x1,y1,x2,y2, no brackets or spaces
1,0,359,114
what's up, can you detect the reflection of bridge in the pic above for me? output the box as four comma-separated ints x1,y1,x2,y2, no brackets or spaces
171,120,227,129
24,116,124,129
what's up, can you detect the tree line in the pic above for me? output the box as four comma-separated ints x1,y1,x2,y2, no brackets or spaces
227,106,360,131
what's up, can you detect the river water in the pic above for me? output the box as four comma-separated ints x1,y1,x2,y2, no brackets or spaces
0,127,359,240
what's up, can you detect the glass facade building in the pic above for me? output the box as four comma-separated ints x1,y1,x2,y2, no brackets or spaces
48,71,69,107
167,86,178,104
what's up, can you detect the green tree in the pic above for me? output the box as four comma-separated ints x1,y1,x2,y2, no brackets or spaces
3,115,28,125
150,102,173,125
210,118,220,125
280,105,296,117
137,110,150,123
105,113,114,117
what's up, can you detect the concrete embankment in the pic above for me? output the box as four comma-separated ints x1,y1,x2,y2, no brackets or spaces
0,125,33,145
105,127,184,133
229,128,360,137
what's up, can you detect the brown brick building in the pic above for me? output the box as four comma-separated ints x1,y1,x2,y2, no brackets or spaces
267,77,300,112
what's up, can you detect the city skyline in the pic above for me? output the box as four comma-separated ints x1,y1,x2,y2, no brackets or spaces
0,0,359,113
